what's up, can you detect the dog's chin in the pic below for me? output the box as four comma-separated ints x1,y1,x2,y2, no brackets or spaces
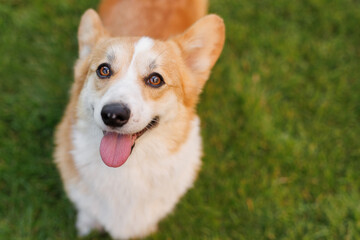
99,116,160,168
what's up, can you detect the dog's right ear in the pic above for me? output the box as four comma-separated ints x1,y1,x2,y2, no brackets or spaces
78,9,107,59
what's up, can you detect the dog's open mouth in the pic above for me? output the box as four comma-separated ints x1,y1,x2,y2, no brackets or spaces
99,116,159,168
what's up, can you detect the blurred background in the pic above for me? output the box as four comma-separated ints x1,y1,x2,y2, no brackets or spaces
1,0,360,239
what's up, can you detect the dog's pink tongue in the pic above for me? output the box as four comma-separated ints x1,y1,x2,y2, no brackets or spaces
100,132,134,168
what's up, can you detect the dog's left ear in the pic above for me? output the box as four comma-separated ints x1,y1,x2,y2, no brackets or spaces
173,14,225,86
78,9,108,59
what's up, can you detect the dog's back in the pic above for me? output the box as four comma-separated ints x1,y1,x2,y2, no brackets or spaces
98,0,208,39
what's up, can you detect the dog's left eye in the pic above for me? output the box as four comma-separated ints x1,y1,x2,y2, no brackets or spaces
145,73,164,88
96,63,112,79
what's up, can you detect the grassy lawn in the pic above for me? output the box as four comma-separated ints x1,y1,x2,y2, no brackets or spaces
1,0,360,239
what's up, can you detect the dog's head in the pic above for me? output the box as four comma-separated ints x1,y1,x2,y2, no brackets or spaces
74,9,225,167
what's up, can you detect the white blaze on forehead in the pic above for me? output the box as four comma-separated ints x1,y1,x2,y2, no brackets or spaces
126,37,155,79
128,37,154,71
134,37,154,55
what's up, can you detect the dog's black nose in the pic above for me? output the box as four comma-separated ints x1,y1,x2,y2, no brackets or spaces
101,103,131,128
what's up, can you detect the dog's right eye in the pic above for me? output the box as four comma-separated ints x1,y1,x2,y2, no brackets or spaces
145,72,165,88
96,63,112,79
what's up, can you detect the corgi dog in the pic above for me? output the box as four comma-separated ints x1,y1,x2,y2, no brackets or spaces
54,0,225,238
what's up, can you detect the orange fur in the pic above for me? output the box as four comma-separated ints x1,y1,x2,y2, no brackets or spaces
171,15,225,107
54,58,90,187
99,0,208,39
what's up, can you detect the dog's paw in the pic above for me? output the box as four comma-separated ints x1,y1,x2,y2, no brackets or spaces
76,210,103,237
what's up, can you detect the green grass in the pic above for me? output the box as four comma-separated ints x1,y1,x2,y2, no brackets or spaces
1,0,360,239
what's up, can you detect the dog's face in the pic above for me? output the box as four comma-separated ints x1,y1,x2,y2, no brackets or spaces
75,10,225,167
82,37,182,136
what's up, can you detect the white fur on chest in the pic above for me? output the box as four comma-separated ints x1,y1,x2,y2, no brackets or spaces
69,117,202,239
